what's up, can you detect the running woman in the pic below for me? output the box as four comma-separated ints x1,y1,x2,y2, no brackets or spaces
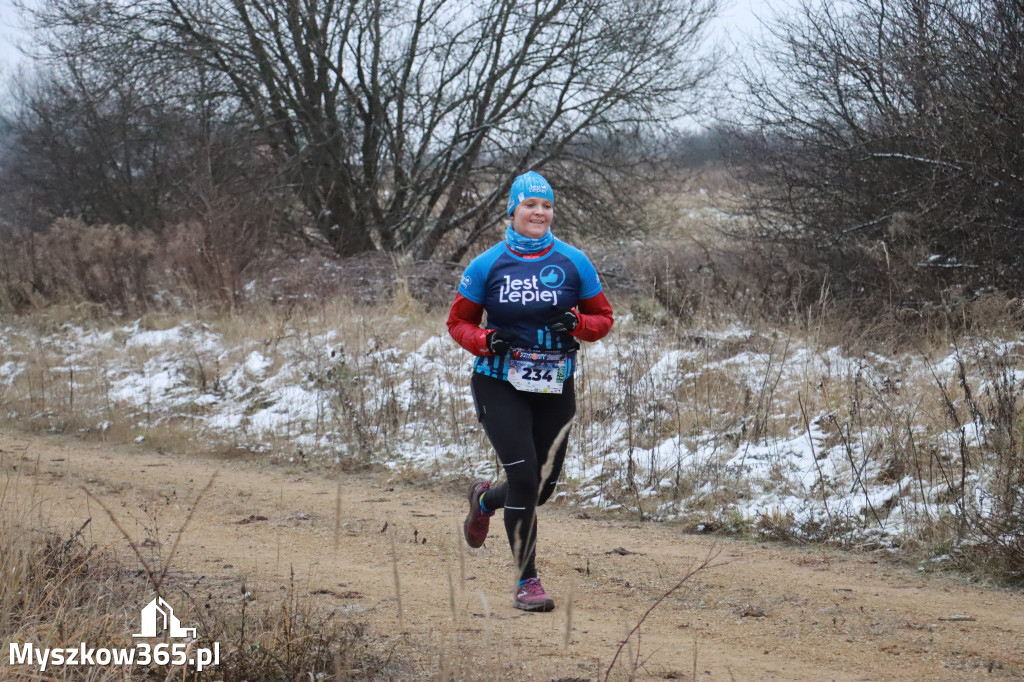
446,170,614,612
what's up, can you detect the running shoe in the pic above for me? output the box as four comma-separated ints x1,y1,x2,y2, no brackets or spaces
513,577,555,612
463,480,493,548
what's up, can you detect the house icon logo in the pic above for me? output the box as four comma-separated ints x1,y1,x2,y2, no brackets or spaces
133,597,197,638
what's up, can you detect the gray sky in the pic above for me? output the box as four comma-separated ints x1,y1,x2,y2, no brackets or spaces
716,0,777,46
0,0,31,75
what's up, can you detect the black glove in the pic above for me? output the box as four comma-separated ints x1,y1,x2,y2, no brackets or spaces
486,330,516,355
545,309,578,334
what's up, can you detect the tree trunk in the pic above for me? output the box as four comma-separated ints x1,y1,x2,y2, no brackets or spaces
320,197,377,256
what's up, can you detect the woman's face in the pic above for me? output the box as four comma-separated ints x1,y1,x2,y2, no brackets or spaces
511,197,553,239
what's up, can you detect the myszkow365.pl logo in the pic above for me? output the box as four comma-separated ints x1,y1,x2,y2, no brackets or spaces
8,597,220,673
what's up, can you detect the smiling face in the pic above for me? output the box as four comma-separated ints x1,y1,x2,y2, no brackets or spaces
511,197,553,240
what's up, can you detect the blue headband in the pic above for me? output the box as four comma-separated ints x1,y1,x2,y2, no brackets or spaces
506,171,554,216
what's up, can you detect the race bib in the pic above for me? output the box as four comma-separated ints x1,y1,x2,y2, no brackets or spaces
507,349,569,394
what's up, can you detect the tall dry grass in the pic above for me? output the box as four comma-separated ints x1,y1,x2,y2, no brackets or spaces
1,456,148,679
0,455,406,680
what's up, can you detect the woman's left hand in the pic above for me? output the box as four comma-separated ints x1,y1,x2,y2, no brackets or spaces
545,309,578,333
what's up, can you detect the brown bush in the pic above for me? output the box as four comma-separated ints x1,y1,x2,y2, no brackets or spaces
0,200,280,315
163,215,266,312
0,220,157,313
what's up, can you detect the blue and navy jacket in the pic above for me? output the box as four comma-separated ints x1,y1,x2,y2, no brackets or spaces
447,238,612,381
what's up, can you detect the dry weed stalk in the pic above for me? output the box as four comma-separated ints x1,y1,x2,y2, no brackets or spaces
799,392,834,528
81,473,217,595
603,546,723,682
563,573,577,651
389,528,405,632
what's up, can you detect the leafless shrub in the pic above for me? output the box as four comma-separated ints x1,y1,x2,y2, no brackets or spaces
730,0,1024,319
0,220,157,313
0,191,286,315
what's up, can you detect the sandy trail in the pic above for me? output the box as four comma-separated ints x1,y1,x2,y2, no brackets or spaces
2,430,1022,681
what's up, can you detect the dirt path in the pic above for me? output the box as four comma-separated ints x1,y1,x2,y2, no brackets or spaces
3,430,1022,681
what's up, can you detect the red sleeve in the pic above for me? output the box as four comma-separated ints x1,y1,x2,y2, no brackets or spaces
446,293,493,356
571,291,614,342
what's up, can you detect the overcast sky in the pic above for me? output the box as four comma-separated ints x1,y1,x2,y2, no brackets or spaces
0,0,30,73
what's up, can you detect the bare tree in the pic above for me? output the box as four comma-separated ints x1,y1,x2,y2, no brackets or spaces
730,0,1024,314
0,36,285,234
25,0,719,259
1,67,179,230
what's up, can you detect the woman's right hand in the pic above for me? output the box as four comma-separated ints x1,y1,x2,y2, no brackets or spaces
486,330,516,355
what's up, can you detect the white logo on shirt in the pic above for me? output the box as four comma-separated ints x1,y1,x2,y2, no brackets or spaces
499,275,559,306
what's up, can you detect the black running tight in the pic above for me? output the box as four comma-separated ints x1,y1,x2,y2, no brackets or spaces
471,373,575,582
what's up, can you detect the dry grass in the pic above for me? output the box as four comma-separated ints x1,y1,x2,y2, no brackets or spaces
0,456,406,680
1,459,148,679
2,175,1024,587
4,269,1024,585
567,301,1023,582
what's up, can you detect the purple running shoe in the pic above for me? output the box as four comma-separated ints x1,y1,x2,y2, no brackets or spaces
513,577,555,612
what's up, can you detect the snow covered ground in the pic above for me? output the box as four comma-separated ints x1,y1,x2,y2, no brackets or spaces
1,313,1020,555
